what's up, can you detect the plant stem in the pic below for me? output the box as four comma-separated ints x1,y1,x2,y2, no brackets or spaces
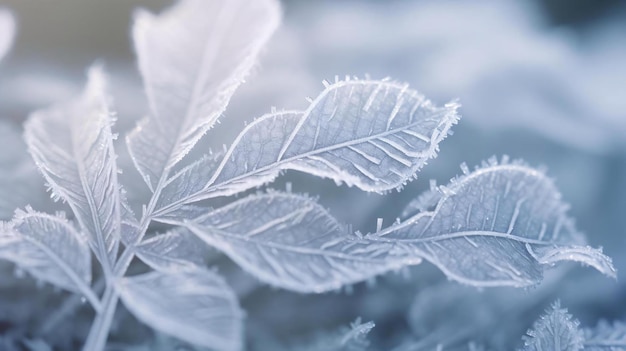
82,282,119,351
82,176,166,351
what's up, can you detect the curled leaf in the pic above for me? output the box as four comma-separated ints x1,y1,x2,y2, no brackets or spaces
371,157,615,287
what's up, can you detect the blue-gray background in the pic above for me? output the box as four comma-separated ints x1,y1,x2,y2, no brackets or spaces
0,0,625,349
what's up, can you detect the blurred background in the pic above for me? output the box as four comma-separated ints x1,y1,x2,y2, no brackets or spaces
1,0,626,349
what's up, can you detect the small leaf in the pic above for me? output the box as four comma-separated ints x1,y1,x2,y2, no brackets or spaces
135,228,216,273
116,267,243,351
370,157,615,287
0,210,92,298
156,80,460,216
158,192,414,293
24,66,122,270
126,0,280,192
0,8,15,62
520,301,584,351
584,320,626,351
290,318,375,351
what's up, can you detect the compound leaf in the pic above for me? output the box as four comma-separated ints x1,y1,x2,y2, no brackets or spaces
127,0,280,192
116,267,243,351
24,66,122,271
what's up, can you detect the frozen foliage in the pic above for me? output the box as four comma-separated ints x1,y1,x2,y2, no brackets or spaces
521,302,626,351
521,301,584,351
24,67,122,271
288,318,375,351
0,210,95,306
375,158,615,287
126,0,280,192
154,78,459,215
403,300,626,351
134,228,214,273
117,267,243,350
0,0,621,350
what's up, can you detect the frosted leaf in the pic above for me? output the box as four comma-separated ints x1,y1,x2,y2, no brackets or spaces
155,153,224,214
290,318,375,351
126,0,280,191
401,179,441,218
0,210,92,297
156,80,460,216
116,267,243,351
584,320,626,351
24,66,122,270
520,301,584,351
370,158,616,287
157,192,414,293
135,227,215,273
0,8,14,62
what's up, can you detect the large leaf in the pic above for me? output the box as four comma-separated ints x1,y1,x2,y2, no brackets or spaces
126,0,280,192
24,66,122,270
0,8,14,62
0,210,95,305
371,157,615,287
155,79,460,216
116,267,243,351
164,158,613,293
158,192,414,293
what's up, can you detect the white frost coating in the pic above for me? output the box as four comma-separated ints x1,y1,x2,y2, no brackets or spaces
158,192,417,293
135,227,214,273
116,267,243,351
24,66,122,271
0,9,15,62
155,80,460,215
373,157,615,287
0,210,97,308
290,318,375,351
159,159,614,292
126,0,281,192
520,301,584,351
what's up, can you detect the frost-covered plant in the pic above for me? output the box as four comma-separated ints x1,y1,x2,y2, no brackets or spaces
521,301,626,351
0,1,618,350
